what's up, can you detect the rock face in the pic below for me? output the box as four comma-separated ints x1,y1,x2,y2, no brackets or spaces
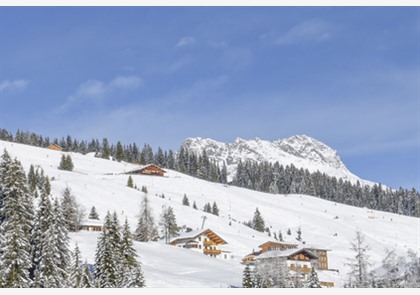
182,135,370,185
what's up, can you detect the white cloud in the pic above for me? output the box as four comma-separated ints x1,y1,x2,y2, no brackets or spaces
176,36,196,48
276,19,332,45
57,75,142,113
0,79,29,92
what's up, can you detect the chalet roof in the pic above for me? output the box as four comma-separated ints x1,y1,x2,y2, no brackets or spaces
170,228,227,245
125,164,166,174
258,240,299,248
80,219,103,226
300,243,331,252
257,248,318,260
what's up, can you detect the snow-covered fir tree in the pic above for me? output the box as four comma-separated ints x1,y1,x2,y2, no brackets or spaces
134,194,158,242
88,206,100,220
0,150,34,287
32,186,64,288
159,206,179,243
127,176,134,188
242,264,253,288
345,230,372,288
182,194,190,206
94,211,121,287
251,207,265,232
69,244,83,288
212,202,219,216
80,261,94,288
120,219,145,288
61,186,84,232
305,267,321,288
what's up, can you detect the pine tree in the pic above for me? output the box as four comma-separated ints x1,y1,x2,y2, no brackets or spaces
119,219,145,287
69,244,83,288
116,141,125,162
66,155,74,171
193,201,198,210
242,264,253,288
212,201,219,216
80,262,93,288
279,230,284,242
251,207,265,232
61,186,83,232
52,198,71,284
287,228,291,235
101,138,111,159
127,176,134,188
346,230,371,288
32,187,65,288
141,185,148,193
159,206,179,243
0,151,34,287
203,202,212,213
94,211,120,288
88,206,100,220
306,267,321,288
296,227,302,242
134,194,158,242
182,194,190,206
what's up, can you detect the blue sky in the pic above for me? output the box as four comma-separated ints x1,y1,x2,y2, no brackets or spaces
0,6,419,190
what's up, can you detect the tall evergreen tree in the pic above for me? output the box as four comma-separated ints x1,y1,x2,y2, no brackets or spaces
94,211,120,288
346,230,371,288
251,207,265,232
159,206,179,243
119,219,145,287
115,141,125,162
212,201,219,216
127,176,134,188
69,244,83,288
88,206,100,220
182,194,190,206
134,194,158,242
306,267,321,288
61,186,83,232
101,138,111,159
0,151,34,287
242,264,254,288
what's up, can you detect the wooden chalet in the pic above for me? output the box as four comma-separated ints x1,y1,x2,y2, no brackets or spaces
243,241,335,287
302,244,331,270
79,219,103,232
169,229,229,259
47,144,63,151
126,164,166,177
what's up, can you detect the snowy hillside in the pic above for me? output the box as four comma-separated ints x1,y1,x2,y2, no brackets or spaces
182,135,375,186
1,140,418,287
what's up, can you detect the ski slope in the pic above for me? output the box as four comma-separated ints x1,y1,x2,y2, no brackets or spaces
1,140,419,287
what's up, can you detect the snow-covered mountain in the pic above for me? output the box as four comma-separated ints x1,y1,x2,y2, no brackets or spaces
182,135,374,186
1,139,418,287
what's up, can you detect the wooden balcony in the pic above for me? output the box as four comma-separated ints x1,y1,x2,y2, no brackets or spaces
203,240,215,246
203,249,222,255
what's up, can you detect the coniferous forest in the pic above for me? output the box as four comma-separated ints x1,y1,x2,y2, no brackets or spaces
0,128,418,218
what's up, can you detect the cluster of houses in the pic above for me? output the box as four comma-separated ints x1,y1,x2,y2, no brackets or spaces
50,145,335,287
168,228,335,287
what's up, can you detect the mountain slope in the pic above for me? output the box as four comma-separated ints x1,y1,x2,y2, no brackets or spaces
182,135,375,186
1,140,418,287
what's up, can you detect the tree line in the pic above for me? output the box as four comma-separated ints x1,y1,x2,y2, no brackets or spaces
233,160,419,217
0,128,227,184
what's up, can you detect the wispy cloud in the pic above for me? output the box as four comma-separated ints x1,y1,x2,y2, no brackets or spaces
175,36,196,48
275,19,332,45
0,79,29,93
57,75,142,113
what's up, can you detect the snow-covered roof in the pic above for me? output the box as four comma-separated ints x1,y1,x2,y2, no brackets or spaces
125,164,166,174
300,243,331,251
80,219,103,226
257,248,318,260
170,228,227,245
